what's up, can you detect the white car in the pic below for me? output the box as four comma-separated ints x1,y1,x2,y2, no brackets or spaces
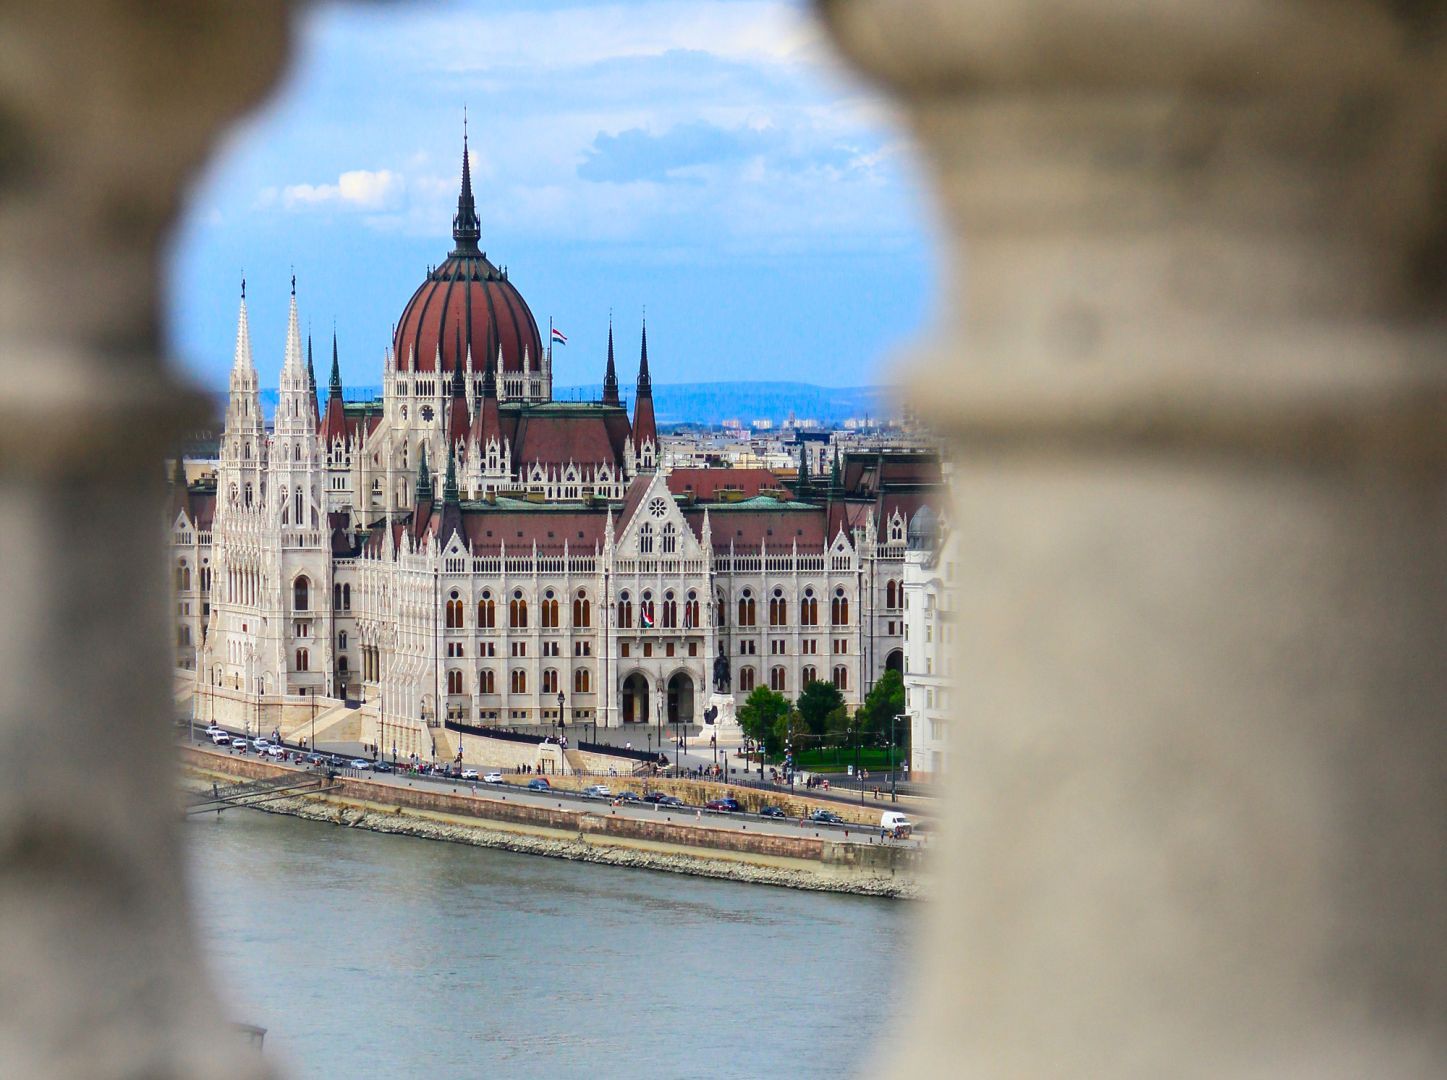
482,772,504,784
349,758,370,770
252,739,272,752
583,784,612,798
210,732,231,746
204,725,226,738
265,746,286,759
460,768,479,780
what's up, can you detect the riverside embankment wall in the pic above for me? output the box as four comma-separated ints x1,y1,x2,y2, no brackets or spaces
181,747,925,898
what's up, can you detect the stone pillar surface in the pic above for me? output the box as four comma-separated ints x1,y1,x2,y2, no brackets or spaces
0,2,293,1076
818,1,1446,1075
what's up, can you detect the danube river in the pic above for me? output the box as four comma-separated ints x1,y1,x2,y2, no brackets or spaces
185,809,912,1078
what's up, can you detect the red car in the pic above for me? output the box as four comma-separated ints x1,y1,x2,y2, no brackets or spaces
704,797,742,812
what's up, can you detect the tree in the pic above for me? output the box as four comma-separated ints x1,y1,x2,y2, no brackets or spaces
796,679,844,736
737,685,790,755
859,668,906,740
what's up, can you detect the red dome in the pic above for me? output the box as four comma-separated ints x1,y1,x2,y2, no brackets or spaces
393,135,543,375
393,254,542,375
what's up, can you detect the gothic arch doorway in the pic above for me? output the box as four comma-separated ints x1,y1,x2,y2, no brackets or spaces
622,671,650,724
885,649,904,676
667,671,694,726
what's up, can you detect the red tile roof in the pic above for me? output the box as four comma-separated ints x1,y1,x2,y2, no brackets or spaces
667,468,779,501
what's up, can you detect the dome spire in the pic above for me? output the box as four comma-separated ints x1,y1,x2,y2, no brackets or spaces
329,330,342,397
451,109,481,255
602,313,620,405
637,315,652,392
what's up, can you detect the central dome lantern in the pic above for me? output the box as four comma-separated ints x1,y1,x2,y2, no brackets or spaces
393,134,543,383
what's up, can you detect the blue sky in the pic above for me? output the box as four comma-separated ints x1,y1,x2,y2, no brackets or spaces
166,0,939,393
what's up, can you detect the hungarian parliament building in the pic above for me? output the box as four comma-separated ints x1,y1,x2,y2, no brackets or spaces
170,138,939,741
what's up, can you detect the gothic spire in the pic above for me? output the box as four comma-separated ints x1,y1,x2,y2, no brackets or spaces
230,279,255,379
637,318,652,393
797,442,812,493
415,442,433,503
329,331,343,397
602,315,620,405
442,442,460,504
307,333,320,422
451,112,481,255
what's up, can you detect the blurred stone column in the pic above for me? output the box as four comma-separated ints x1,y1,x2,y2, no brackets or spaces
819,1,1445,1075
0,2,291,1076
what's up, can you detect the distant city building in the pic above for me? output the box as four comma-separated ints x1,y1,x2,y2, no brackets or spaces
170,136,944,753
751,418,773,431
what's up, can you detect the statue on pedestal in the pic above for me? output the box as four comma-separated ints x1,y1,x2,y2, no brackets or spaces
712,651,731,693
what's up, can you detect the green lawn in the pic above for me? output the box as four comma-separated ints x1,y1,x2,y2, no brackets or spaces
790,747,899,773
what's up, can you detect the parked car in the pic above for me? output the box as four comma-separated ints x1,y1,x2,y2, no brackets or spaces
460,768,479,780
349,758,370,770
210,732,231,747
482,772,504,784
252,739,272,752
204,725,226,738
526,777,552,791
758,805,786,819
616,791,642,803
640,791,669,804
809,810,845,824
583,784,612,797
704,797,742,812
656,795,685,809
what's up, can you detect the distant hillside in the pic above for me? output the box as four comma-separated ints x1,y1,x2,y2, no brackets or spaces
246,382,892,427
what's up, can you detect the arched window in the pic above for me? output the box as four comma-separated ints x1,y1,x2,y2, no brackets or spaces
769,587,788,627
662,592,677,629
639,523,653,554
446,590,463,629
833,665,848,690
510,668,527,694
770,666,787,692
293,575,310,612
685,591,700,629
800,588,818,626
572,590,591,628
831,587,849,626
639,592,655,629
447,669,463,695
739,665,756,692
541,590,559,629
541,668,559,695
617,592,632,629
715,591,727,628
737,589,756,627
342,583,351,610
293,487,302,524
509,590,528,628
479,669,495,694
802,665,817,686
175,561,190,591
573,667,591,694
661,522,677,554
478,592,495,628
338,631,347,650
333,583,341,609
244,482,253,508
295,648,309,672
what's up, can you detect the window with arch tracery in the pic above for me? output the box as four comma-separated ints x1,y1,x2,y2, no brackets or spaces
541,668,559,695
541,590,560,629
685,591,700,629
831,587,850,626
572,590,591,628
478,593,495,628
293,487,302,524
573,667,591,694
479,669,495,694
802,664,817,686
661,522,677,554
739,665,756,692
769,588,788,627
447,669,463,695
175,561,190,591
295,648,309,672
639,592,655,628
510,668,527,694
737,589,756,627
833,665,848,690
770,665,787,693
638,523,654,554
617,592,632,629
338,631,348,650
886,579,901,609
445,590,463,629
509,591,528,629
293,575,310,612
800,588,819,626
662,592,677,629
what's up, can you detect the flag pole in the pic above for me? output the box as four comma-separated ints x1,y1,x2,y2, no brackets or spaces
548,315,553,369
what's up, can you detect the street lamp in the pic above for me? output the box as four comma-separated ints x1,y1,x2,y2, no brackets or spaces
557,690,566,748
891,712,908,803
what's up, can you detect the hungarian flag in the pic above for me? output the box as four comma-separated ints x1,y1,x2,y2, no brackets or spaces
550,327,568,345
640,606,654,628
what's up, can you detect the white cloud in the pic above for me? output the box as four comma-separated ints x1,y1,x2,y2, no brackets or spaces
281,169,405,211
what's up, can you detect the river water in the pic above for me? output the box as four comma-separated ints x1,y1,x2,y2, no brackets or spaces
185,810,913,1078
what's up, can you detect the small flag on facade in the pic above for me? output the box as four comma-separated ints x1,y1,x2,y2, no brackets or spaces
551,327,568,345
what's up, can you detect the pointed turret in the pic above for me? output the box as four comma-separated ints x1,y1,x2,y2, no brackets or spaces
447,328,470,450
831,447,842,490
442,444,460,504
230,277,256,385
601,317,620,406
451,115,481,256
306,334,320,423
469,340,502,452
329,332,342,396
631,320,657,466
796,442,812,495
321,331,348,443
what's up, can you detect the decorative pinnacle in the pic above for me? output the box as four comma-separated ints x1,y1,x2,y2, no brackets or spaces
442,444,460,503
451,117,481,254
637,317,652,391
329,331,342,396
415,442,433,503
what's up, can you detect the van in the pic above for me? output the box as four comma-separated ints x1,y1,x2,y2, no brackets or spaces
881,810,912,837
